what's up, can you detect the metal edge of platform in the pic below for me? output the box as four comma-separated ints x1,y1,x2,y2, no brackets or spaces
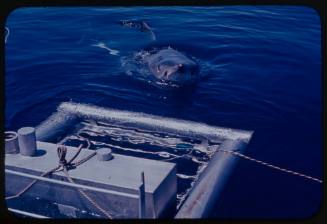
36,102,254,143
7,208,49,219
175,139,249,218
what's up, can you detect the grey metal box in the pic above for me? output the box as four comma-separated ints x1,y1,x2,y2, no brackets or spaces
5,141,177,218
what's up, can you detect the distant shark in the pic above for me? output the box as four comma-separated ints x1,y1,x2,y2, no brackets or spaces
120,20,156,41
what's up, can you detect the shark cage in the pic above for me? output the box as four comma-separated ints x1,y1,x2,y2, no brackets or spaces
5,102,253,219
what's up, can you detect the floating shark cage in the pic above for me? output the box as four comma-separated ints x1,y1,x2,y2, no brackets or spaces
5,102,253,219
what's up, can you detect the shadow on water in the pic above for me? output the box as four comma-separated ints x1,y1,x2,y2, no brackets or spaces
34,149,47,157
167,83,198,107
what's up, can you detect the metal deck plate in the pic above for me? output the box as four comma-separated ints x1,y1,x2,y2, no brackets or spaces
6,141,177,218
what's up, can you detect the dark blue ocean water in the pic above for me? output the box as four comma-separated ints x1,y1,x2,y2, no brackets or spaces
5,6,322,218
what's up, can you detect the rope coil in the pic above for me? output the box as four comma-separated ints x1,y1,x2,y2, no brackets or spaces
57,145,68,166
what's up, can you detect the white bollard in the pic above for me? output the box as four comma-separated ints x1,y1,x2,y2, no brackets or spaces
18,127,37,157
5,131,20,154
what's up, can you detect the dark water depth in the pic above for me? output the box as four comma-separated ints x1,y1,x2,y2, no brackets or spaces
5,6,322,218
